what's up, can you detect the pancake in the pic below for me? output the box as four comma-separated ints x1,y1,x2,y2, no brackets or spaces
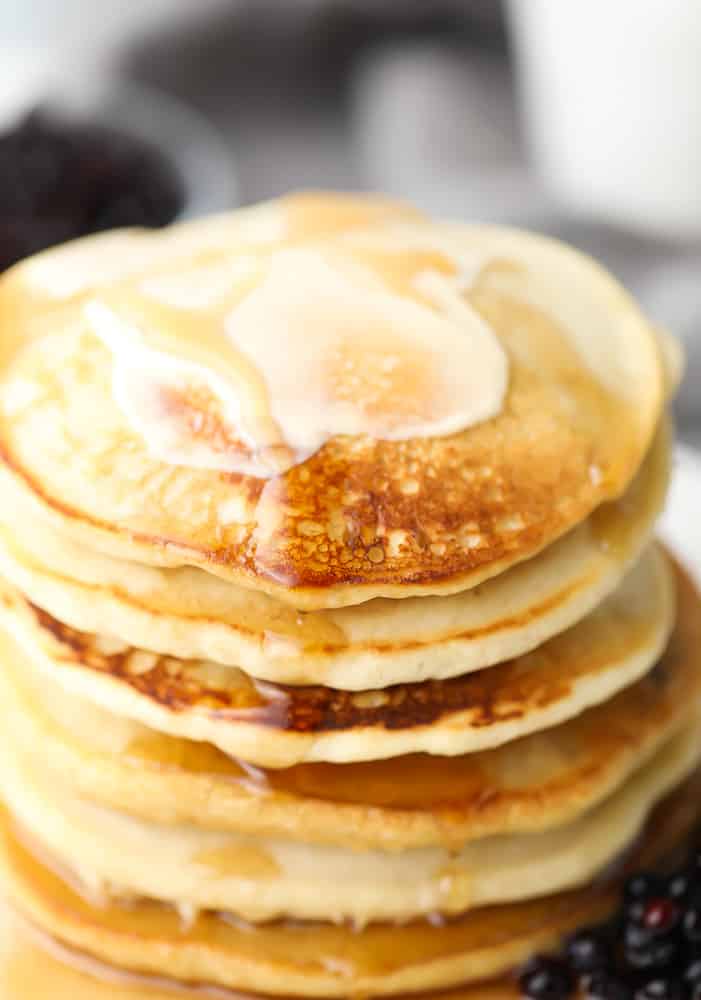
0,908,527,1000
2,558,699,851
0,907,233,1000
3,715,700,926
2,193,421,320
0,907,527,1000
0,195,665,609
0,905,571,1000
0,545,674,767
2,767,700,998
0,419,669,689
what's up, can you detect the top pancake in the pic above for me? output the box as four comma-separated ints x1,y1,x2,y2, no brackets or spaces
0,193,664,608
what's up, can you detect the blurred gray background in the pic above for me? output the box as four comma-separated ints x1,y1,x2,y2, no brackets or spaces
1,0,699,443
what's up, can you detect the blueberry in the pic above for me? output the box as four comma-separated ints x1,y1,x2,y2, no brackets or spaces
623,936,679,971
583,970,632,999
667,871,691,902
516,839,701,999
625,873,666,904
564,927,610,974
642,899,680,932
518,956,575,999
684,905,701,945
634,978,685,1000
626,900,647,924
621,895,682,973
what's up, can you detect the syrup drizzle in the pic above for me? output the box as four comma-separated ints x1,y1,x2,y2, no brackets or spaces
82,194,508,480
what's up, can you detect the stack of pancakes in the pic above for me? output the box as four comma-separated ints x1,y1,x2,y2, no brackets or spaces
0,193,697,999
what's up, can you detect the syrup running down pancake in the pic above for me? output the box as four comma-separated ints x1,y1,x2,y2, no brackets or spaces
0,194,665,606
0,418,670,689
1,557,697,851
3,713,699,925
0,546,674,766
0,192,693,999
2,765,700,998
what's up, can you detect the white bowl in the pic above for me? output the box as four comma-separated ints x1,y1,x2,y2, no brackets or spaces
0,43,239,220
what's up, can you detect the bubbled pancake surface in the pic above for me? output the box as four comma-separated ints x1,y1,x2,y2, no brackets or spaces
0,546,675,767
2,767,700,998
0,195,665,608
0,421,669,688
1,554,699,851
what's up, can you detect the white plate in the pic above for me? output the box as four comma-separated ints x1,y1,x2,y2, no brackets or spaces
660,444,701,582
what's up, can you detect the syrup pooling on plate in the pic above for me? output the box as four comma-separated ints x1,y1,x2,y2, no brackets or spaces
0,910,524,1000
82,194,508,479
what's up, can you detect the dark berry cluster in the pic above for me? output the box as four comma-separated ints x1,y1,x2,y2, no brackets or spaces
519,853,701,999
0,107,184,271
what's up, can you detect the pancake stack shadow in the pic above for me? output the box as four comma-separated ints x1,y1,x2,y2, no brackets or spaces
0,192,697,999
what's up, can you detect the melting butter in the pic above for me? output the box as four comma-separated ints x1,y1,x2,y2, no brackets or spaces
225,248,507,451
81,199,509,480
84,301,280,479
18,192,416,302
140,257,259,311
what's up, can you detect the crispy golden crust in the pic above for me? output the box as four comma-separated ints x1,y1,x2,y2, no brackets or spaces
0,545,675,768
9,546,671,738
0,553,694,851
0,308,656,601
0,209,664,607
0,417,670,690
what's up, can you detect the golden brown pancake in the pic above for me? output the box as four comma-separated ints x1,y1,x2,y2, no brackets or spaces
0,906,526,1000
1,553,698,851
3,716,698,925
1,767,699,998
0,418,669,689
0,191,688,995
0,906,563,1000
0,195,665,608
0,546,674,766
